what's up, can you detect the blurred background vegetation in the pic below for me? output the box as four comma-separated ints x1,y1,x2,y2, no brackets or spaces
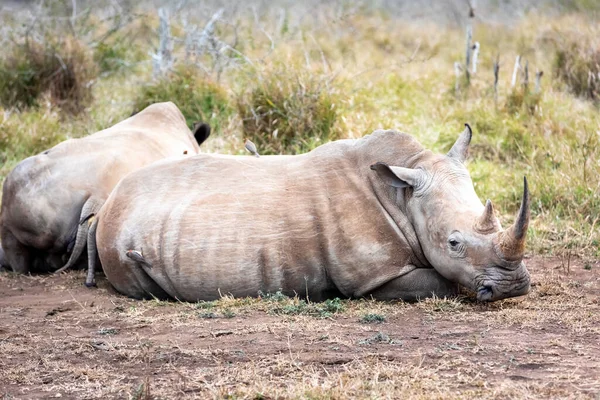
0,0,598,257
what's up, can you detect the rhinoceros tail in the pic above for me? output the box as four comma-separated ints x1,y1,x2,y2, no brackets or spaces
85,217,99,288
126,249,153,269
55,197,102,274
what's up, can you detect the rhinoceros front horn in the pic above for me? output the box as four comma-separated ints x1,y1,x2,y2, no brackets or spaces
497,177,530,260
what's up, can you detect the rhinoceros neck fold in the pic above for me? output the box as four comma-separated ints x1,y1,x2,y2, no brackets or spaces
356,130,431,269
367,173,431,269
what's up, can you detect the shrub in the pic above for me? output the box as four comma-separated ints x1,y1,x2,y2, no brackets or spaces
237,66,339,155
553,36,600,100
133,64,232,134
0,37,97,115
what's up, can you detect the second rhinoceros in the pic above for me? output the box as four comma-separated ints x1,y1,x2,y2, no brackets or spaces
0,102,210,276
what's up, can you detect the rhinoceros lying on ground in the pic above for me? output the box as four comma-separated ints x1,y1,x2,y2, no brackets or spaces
0,102,210,275
92,125,531,302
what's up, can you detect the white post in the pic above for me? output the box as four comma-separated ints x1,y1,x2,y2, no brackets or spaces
535,71,544,93
471,42,480,74
511,55,521,88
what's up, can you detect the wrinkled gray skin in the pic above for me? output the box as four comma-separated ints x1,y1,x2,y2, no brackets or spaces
0,102,210,274
95,125,531,302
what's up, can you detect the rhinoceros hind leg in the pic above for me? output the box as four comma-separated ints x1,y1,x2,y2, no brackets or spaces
109,262,170,300
368,268,459,302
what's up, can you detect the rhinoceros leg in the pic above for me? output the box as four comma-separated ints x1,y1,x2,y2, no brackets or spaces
101,249,170,300
112,264,171,300
1,229,32,274
55,197,103,274
368,267,459,302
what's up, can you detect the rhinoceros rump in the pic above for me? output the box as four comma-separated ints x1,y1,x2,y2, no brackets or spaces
94,125,531,302
0,102,210,276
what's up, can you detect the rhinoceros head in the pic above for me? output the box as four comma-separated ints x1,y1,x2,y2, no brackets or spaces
372,124,531,301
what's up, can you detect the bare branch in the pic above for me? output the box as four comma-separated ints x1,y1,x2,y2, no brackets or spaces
523,60,529,92
493,53,500,104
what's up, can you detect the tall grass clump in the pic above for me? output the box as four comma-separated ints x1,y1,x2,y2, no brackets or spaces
553,35,600,101
237,66,339,155
0,109,66,186
133,64,231,133
0,37,97,115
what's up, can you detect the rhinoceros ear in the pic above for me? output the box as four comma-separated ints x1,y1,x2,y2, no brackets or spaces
370,162,425,189
192,122,211,145
447,123,472,163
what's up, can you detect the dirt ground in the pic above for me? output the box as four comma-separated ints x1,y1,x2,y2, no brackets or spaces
0,255,599,399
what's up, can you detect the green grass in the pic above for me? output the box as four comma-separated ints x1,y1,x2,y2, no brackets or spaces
360,313,386,324
0,6,598,257
0,109,67,190
267,295,346,318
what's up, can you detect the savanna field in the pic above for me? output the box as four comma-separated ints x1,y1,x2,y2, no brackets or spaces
0,0,599,398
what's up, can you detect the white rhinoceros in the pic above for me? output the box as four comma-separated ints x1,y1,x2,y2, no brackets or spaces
0,102,210,277
91,125,530,302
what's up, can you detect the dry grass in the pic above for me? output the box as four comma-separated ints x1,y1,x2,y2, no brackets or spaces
1,256,599,399
1,4,600,398
552,31,600,101
0,7,598,255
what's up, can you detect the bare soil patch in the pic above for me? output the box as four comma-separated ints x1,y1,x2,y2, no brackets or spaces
0,255,599,399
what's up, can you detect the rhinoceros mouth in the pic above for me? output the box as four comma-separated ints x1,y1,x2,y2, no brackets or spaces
476,285,494,302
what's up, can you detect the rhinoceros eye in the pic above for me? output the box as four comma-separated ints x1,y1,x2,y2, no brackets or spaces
447,232,465,255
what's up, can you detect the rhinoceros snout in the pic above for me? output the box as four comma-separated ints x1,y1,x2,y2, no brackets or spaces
477,285,494,302
477,267,531,302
